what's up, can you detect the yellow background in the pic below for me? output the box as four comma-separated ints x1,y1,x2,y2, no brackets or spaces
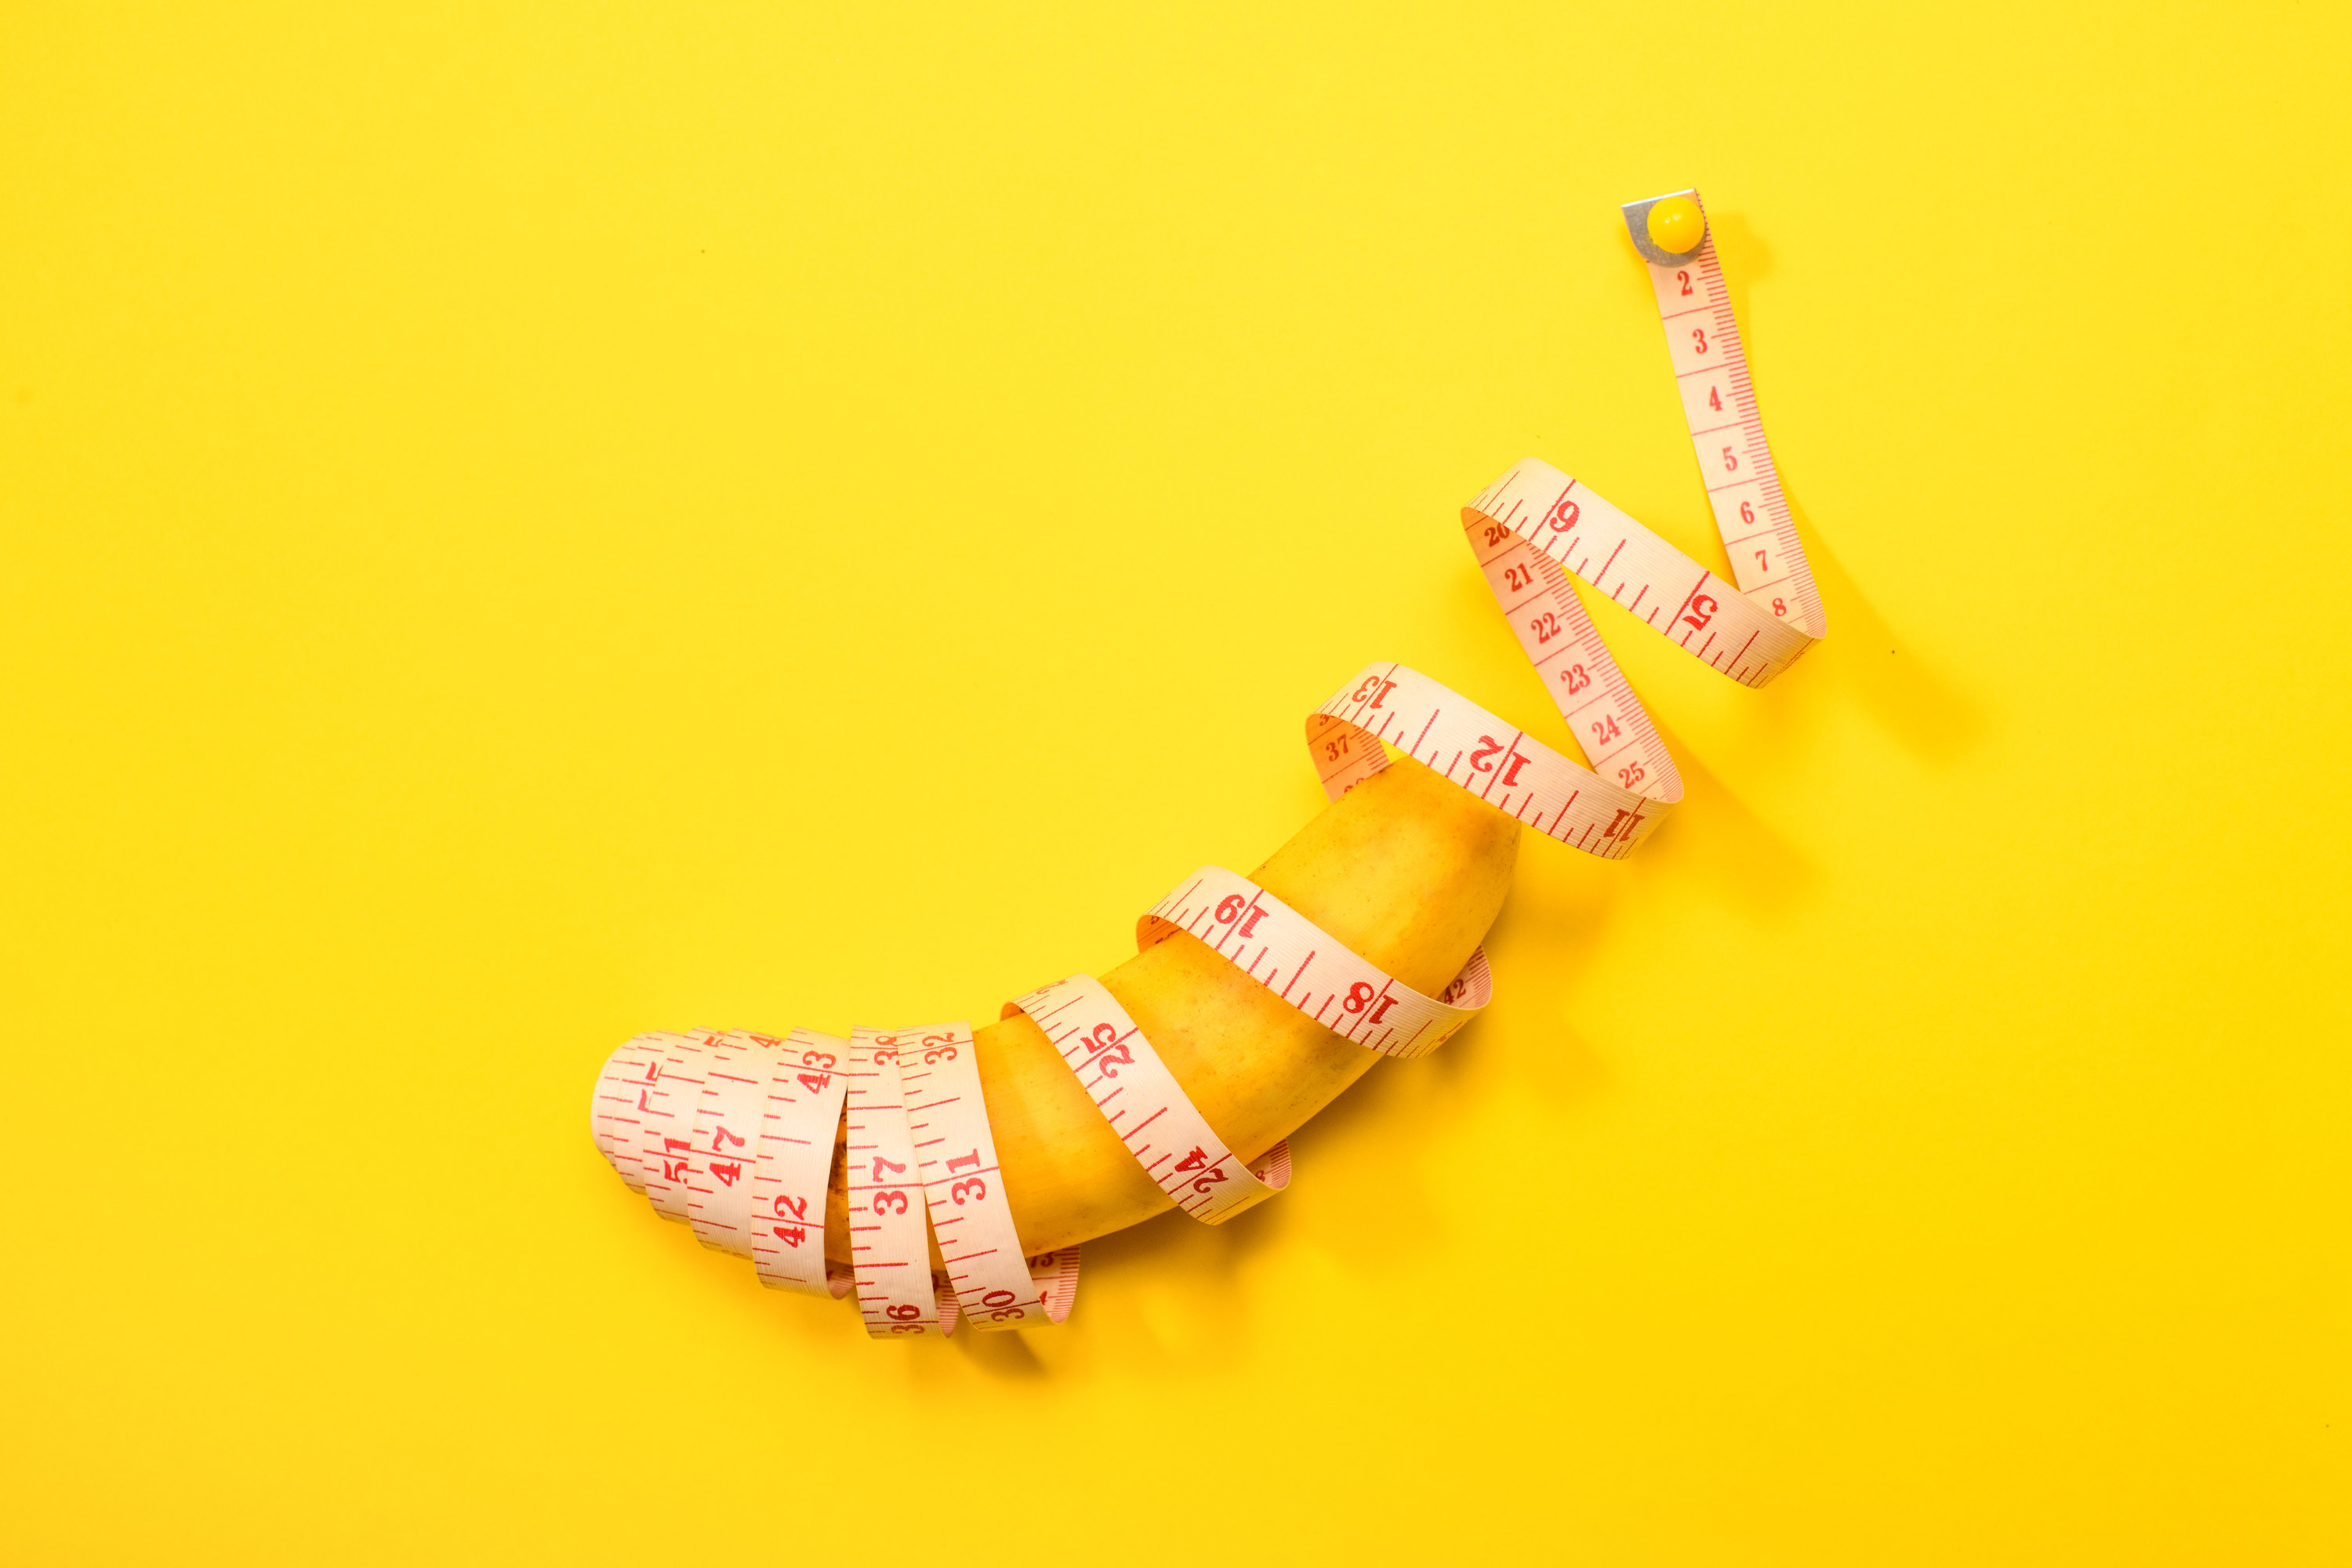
4,3,2347,1562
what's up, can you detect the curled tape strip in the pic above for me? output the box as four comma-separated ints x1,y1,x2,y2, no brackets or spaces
749,1028,851,1298
845,1026,960,1337
588,188,1820,1334
590,1033,659,1193
635,1032,707,1221
684,1029,771,1254
1140,866,1490,1060
902,1024,1078,1329
1450,187,1823,837
1006,974,1290,1223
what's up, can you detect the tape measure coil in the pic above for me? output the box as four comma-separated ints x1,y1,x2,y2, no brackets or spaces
586,187,1821,1336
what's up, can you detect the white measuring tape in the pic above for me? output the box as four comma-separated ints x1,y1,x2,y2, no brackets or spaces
588,190,1820,1335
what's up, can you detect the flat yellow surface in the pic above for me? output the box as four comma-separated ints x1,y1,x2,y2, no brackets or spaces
4,5,2347,1563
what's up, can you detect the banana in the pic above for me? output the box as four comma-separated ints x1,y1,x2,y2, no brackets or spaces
821,755,1523,1265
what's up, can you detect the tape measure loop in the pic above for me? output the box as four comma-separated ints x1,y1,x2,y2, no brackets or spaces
1312,662,1671,858
844,1027,949,1337
899,1021,1075,1332
684,1029,775,1258
1006,974,1290,1225
1139,867,1487,1061
586,188,1822,1338
750,1028,853,1298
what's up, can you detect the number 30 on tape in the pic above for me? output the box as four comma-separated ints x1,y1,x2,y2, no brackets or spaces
587,189,1822,1335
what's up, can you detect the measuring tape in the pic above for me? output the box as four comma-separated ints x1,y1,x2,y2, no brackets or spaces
1004,974,1291,1222
588,189,1820,1336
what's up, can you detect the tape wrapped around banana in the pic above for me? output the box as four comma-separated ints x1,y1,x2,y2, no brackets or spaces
588,190,1822,1337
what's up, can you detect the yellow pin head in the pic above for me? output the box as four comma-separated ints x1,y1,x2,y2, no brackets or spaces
1645,195,1706,256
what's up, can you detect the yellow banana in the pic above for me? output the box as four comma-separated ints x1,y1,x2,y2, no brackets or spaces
822,755,1522,1264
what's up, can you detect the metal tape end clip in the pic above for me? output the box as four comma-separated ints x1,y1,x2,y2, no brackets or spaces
1622,188,1708,267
